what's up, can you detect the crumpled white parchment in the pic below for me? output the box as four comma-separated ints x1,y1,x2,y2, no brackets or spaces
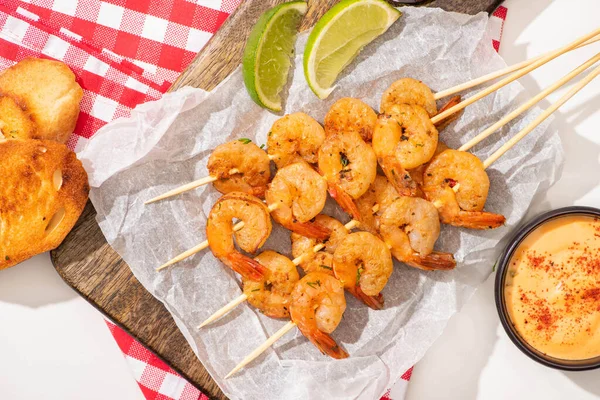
79,7,564,400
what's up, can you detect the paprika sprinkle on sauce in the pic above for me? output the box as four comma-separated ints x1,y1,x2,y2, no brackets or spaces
505,215,600,360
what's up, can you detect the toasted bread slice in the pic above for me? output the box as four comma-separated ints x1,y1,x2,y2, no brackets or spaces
0,95,37,140
0,139,89,270
0,58,83,143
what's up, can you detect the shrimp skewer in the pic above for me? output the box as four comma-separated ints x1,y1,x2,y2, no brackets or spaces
425,62,600,228
157,203,361,272
379,197,455,271
156,201,278,272
372,103,439,197
199,217,359,328
148,111,325,204
380,78,462,131
226,272,348,378
423,150,505,229
324,97,377,142
291,215,349,275
265,161,332,239
146,139,271,204
267,112,325,168
318,131,377,220
206,192,272,280
332,232,393,310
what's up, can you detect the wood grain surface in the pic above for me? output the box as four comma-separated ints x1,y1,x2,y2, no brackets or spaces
52,1,503,399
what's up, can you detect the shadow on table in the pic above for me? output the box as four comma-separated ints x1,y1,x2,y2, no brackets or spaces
0,253,78,307
405,275,501,400
564,370,600,397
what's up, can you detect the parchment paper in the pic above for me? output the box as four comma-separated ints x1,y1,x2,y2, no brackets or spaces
79,7,564,400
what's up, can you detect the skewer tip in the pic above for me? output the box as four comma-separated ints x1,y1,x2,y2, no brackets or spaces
144,196,161,205
224,370,237,379
155,262,173,272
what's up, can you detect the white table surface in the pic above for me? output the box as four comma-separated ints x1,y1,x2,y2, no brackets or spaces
1,0,600,398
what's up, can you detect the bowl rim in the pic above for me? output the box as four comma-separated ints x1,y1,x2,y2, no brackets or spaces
495,205,600,371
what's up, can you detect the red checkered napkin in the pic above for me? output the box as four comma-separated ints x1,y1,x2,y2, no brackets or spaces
0,1,506,399
0,0,241,151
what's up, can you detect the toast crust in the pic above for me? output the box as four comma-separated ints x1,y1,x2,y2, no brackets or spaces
0,58,83,144
0,139,89,269
0,95,37,140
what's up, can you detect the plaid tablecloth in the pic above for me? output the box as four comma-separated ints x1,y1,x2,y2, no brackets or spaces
0,1,507,399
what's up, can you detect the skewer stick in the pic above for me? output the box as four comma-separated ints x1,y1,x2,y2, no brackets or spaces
434,34,600,100
430,27,600,125
225,320,296,379
225,218,442,378
198,294,249,328
156,203,279,271
145,168,240,204
483,63,600,169
460,51,600,152
225,238,407,378
198,219,360,328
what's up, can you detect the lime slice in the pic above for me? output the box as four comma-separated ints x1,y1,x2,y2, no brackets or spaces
304,0,401,99
243,1,307,111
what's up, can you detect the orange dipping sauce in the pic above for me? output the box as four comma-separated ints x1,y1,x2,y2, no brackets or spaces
505,215,600,360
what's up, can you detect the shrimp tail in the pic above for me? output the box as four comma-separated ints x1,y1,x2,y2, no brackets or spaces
289,222,331,240
434,95,463,132
327,182,361,221
379,157,418,197
297,326,349,359
451,211,506,230
226,252,266,281
349,286,384,310
408,251,456,271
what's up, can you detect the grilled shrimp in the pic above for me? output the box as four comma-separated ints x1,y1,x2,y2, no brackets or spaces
318,131,377,220
206,192,271,280
380,78,462,131
324,97,378,142
355,175,401,234
207,140,271,198
333,232,393,310
290,272,349,359
267,112,325,169
265,162,330,239
408,141,449,189
242,251,300,318
380,78,437,117
291,215,348,275
379,197,456,271
372,104,438,196
423,149,506,230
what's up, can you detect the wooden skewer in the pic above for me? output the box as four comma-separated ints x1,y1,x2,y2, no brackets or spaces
225,219,453,378
224,237,401,378
156,202,279,271
434,34,600,100
198,219,360,328
145,168,240,204
483,63,600,168
156,170,352,271
225,320,296,379
145,154,277,204
460,51,600,152
430,27,600,126
198,293,249,328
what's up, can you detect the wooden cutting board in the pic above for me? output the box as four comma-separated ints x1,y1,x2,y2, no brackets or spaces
51,1,503,398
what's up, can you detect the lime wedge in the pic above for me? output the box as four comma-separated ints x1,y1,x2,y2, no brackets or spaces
243,1,307,111
304,0,401,99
